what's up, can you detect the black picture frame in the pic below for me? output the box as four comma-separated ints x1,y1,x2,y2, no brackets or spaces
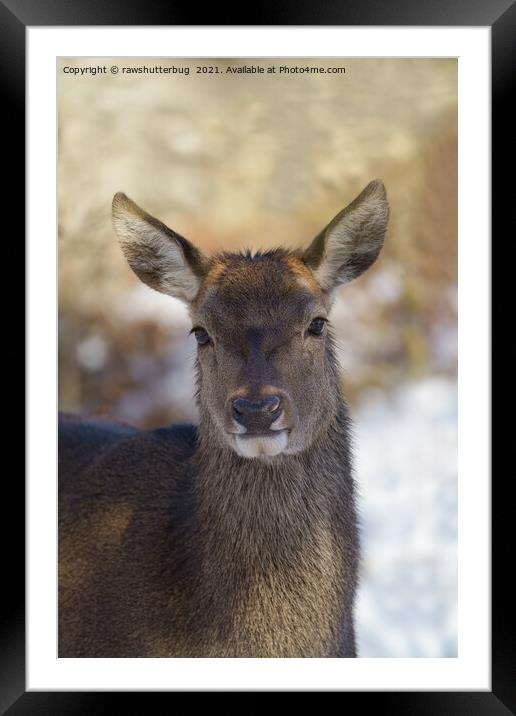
6,0,511,710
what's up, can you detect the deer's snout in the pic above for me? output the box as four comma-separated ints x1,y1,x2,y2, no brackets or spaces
231,395,282,434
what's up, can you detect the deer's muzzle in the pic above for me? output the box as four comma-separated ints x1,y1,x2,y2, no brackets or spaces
231,395,282,434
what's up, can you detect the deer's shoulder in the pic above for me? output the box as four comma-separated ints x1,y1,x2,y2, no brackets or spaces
59,416,198,504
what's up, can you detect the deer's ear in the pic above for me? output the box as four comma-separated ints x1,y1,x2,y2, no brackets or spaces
112,193,208,303
302,180,389,293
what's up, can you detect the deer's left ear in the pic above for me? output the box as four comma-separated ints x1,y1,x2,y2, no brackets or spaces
302,180,389,292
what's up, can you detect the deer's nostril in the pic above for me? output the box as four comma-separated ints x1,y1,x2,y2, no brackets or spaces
232,399,245,417
232,396,282,426
264,396,281,413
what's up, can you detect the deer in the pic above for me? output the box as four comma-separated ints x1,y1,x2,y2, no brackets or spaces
58,179,389,657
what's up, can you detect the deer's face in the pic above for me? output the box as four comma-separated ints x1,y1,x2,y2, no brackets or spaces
113,181,389,458
189,252,335,457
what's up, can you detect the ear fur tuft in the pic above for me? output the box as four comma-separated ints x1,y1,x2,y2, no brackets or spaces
303,179,389,292
112,193,208,303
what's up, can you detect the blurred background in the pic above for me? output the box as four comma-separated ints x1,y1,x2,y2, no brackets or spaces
58,58,457,657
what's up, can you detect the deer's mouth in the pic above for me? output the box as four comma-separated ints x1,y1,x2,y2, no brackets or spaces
233,429,289,458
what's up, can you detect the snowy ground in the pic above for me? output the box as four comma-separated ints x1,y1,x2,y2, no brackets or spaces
353,377,457,657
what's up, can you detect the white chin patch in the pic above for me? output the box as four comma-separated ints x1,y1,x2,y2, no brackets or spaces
234,430,288,458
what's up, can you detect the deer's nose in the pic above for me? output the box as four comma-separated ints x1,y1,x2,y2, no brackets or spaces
232,396,281,433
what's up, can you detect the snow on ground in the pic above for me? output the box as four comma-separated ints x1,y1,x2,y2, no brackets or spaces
353,376,457,657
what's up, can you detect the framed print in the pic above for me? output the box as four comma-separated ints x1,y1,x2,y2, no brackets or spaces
5,0,511,710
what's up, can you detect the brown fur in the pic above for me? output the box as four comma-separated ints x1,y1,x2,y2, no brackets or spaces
59,180,389,657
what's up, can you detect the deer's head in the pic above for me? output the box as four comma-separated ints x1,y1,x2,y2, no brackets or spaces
113,181,389,459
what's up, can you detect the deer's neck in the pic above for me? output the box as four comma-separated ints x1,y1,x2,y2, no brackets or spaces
195,397,353,527
181,395,357,656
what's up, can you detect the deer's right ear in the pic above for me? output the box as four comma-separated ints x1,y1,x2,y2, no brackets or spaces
112,192,208,303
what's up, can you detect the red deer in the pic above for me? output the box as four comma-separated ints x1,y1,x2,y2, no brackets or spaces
59,180,389,657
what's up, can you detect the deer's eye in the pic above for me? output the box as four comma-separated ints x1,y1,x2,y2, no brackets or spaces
192,327,211,346
307,318,327,336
